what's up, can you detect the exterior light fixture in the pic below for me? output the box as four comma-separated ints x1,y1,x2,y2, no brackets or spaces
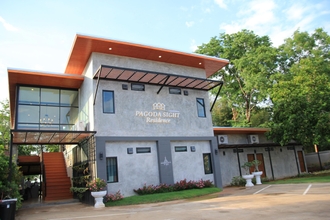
99,152,103,160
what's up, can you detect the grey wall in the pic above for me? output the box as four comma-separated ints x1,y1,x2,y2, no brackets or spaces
217,133,305,186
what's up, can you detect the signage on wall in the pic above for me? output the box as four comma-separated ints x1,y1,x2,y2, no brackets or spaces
135,102,180,123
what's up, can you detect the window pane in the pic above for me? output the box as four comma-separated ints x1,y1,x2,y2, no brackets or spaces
41,88,59,106
60,107,78,124
169,88,181,94
61,90,78,107
103,91,114,113
175,146,187,152
18,105,39,123
197,98,206,117
136,147,151,153
203,153,213,174
40,106,59,124
19,87,40,105
131,84,145,91
106,157,118,183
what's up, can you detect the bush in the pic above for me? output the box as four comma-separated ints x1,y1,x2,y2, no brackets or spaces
134,179,214,195
105,190,124,202
0,146,23,209
230,176,246,186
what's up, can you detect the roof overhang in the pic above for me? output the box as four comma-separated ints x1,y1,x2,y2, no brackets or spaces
94,65,223,91
8,69,84,128
11,130,96,145
65,34,229,77
213,127,270,134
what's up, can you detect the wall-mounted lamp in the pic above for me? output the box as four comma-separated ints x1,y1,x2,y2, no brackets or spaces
99,152,103,160
127,148,133,154
190,146,196,152
214,149,218,155
254,149,256,154
223,151,225,156
280,148,282,152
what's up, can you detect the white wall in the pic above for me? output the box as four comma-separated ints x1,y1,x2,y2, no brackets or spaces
171,141,214,183
105,141,160,197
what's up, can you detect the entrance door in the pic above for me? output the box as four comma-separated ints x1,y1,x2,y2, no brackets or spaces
247,153,266,177
297,151,306,172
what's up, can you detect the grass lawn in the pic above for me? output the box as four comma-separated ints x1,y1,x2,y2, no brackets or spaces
105,187,221,207
268,170,330,184
105,170,330,207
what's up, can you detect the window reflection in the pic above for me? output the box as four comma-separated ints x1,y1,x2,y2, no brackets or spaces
17,86,78,130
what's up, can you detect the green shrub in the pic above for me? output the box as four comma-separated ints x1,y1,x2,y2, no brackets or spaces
230,176,246,186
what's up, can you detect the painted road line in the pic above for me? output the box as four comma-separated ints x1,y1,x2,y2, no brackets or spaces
303,184,312,195
253,185,272,194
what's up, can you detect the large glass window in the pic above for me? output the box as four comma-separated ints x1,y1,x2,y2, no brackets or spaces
203,153,213,174
103,90,114,113
106,157,118,183
17,86,78,130
196,98,206,117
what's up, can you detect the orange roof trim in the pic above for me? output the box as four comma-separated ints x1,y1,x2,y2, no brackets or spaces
213,127,270,134
65,34,229,77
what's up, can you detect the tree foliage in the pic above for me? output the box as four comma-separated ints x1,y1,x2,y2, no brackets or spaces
267,28,330,151
196,30,277,126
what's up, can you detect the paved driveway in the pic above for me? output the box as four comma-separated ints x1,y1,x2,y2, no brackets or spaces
16,183,330,220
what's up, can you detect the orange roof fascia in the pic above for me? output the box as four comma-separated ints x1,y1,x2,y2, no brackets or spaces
213,127,270,134
8,69,84,128
65,34,229,77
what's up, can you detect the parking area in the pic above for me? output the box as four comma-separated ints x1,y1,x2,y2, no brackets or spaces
16,183,330,220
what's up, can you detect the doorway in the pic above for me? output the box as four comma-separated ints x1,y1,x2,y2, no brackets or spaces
247,153,266,177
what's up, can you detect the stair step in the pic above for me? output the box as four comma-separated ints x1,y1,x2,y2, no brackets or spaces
43,152,72,202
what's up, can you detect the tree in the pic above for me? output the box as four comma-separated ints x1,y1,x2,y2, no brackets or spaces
196,30,277,126
0,100,10,147
211,98,232,127
267,28,330,152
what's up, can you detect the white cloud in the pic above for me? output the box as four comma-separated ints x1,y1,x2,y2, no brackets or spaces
190,39,198,52
185,21,195,27
284,4,307,21
214,0,227,9
0,16,18,31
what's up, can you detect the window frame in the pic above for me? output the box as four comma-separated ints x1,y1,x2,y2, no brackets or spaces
203,153,213,174
136,147,151,154
102,90,115,114
196,98,206,117
106,157,118,183
175,146,187,152
169,87,181,95
131,83,145,91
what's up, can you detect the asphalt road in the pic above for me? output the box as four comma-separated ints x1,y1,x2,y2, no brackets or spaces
16,183,330,220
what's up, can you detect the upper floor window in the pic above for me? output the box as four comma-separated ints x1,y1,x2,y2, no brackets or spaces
17,86,78,130
103,90,114,113
169,88,181,95
196,98,206,117
131,83,145,91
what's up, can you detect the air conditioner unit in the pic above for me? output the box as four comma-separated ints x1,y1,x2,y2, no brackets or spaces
248,135,259,144
218,135,228,144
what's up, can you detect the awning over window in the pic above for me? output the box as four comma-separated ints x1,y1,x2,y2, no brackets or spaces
11,130,96,145
93,65,223,91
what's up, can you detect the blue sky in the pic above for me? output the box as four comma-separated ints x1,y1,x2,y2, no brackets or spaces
0,0,329,101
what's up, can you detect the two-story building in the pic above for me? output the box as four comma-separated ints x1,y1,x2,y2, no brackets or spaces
8,34,229,200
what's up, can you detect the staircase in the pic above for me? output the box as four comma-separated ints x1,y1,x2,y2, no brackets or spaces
43,152,72,201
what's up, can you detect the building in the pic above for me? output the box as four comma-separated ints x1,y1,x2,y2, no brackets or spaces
8,34,229,199
214,127,307,186
8,34,307,201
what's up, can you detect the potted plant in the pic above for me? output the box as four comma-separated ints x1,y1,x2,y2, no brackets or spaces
251,159,263,185
86,178,107,208
241,162,254,187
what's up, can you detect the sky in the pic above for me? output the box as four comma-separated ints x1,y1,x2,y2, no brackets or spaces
0,0,329,102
